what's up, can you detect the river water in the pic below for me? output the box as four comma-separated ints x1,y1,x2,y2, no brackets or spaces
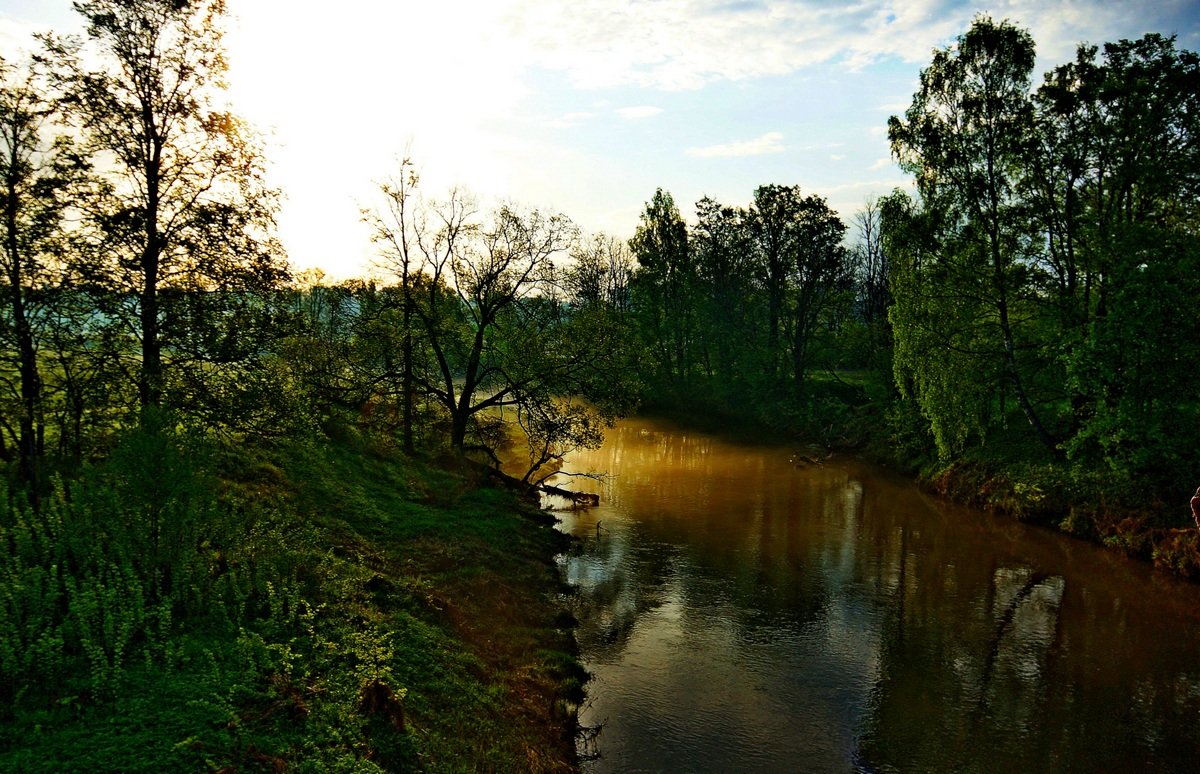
547,417,1200,773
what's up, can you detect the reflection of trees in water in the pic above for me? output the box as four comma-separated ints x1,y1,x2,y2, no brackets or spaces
855,494,1200,772
565,524,680,662
599,469,866,648
564,431,866,668
563,420,1200,770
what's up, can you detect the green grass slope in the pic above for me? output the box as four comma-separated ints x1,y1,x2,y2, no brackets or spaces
0,422,583,772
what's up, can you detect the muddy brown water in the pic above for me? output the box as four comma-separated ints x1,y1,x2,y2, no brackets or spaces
544,417,1200,773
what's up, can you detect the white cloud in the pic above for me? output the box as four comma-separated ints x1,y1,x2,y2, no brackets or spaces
545,111,595,129
503,0,1199,91
616,105,664,120
687,131,785,158
830,154,846,161
506,0,857,90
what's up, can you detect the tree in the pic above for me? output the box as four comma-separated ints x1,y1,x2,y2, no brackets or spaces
884,189,999,456
0,57,84,493
889,15,1057,453
41,0,286,415
744,185,851,393
852,197,889,328
365,157,423,453
748,184,803,385
0,58,48,490
691,196,760,394
785,193,850,392
629,189,694,390
430,203,615,454
370,169,637,460
1032,35,1200,479
842,198,894,388
565,232,634,312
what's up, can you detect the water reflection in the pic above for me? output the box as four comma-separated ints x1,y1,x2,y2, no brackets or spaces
551,418,1200,772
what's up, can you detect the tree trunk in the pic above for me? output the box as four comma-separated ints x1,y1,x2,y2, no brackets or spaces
6,161,40,499
140,137,163,412
998,296,1057,452
402,330,414,454
449,408,469,452
991,221,1057,454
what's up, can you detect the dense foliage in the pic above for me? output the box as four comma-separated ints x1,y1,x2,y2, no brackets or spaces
616,186,868,439
886,19,1200,548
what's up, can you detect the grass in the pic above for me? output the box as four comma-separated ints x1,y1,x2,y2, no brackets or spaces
0,421,583,772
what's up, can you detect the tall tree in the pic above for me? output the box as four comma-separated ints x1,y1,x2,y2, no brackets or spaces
846,197,894,385
365,157,422,453
0,57,80,493
852,197,889,328
786,193,850,392
884,189,998,456
748,184,803,385
42,0,285,414
629,189,694,390
692,196,759,393
889,15,1057,453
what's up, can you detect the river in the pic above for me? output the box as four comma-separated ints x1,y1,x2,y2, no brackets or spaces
546,416,1200,773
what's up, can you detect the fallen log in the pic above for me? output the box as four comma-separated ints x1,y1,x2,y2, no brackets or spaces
540,482,600,506
481,464,600,506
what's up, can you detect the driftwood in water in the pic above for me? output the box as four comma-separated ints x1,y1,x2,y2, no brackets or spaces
790,451,833,468
540,481,600,506
480,464,600,506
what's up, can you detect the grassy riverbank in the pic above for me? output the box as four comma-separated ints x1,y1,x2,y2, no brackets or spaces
642,383,1200,581
0,420,582,772
908,449,1200,581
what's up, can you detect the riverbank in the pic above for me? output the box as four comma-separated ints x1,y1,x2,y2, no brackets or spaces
914,455,1200,580
0,422,583,771
640,392,1200,581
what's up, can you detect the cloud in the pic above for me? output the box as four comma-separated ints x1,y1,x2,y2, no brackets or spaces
687,131,785,158
502,0,1200,91
616,105,664,119
545,111,595,129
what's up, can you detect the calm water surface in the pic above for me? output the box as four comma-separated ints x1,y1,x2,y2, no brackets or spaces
547,417,1200,773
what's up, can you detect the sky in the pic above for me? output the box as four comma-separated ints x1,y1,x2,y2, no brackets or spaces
2,0,1199,280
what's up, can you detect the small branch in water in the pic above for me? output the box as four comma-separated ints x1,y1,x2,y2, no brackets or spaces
577,719,604,763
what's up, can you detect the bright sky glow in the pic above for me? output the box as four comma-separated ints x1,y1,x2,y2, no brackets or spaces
2,0,1199,279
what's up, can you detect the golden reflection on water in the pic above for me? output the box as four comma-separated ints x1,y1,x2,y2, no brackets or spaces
550,417,1200,772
